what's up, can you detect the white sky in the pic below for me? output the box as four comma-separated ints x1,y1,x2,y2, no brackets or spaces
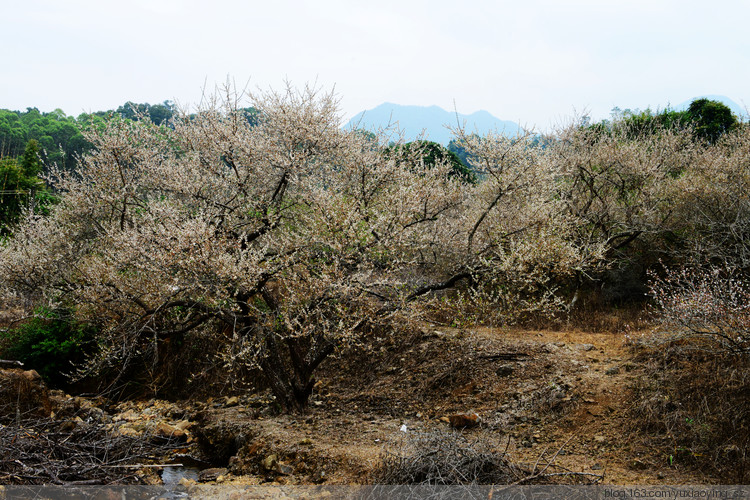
2,0,748,130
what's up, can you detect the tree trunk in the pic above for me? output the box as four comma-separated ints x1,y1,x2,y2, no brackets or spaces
258,330,334,413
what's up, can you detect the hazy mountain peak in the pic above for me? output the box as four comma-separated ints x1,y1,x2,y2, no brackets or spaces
347,103,521,145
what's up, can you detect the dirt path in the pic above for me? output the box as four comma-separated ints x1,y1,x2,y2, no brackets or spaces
184,326,710,485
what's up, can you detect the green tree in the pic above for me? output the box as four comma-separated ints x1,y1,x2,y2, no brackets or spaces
390,140,476,183
20,139,42,176
687,98,738,143
0,139,53,233
0,159,42,233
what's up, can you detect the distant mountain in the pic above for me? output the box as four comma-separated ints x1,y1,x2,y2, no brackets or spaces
346,103,522,145
672,95,747,119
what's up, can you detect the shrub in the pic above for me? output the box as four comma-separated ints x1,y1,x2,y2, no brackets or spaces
649,265,750,354
373,429,522,485
0,308,97,386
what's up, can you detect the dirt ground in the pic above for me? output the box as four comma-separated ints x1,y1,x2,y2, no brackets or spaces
149,324,716,486
2,321,722,485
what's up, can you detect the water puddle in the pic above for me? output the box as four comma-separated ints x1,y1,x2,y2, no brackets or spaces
160,455,214,487
161,464,201,487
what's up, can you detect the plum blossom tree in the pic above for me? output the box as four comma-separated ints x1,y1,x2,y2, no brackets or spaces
0,85,469,410
0,84,607,410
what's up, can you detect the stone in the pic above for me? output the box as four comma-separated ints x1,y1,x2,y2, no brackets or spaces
179,477,197,487
448,413,480,428
174,420,194,431
198,467,227,483
116,409,140,422
117,424,142,437
0,368,52,422
21,369,42,381
580,344,595,351
155,422,187,440
262,454,278,471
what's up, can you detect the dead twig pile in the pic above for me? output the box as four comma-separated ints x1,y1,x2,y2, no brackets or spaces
374,429,603,485
0,416,180,485
374,429,521,485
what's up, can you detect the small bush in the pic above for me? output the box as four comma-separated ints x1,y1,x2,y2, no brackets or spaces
0,308,97,386
373,429,523,485
649,265,750,354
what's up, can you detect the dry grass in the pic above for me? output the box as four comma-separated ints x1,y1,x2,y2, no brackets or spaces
628,339,750,482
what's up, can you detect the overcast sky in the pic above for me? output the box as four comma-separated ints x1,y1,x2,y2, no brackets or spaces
2,0,748,130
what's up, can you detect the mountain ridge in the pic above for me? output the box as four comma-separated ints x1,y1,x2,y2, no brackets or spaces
346,103,522,145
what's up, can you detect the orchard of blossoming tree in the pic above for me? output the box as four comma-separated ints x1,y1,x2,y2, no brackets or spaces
1,86,748,414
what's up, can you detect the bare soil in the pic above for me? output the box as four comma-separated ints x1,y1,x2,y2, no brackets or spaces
171,324,715,485
3,323,722,485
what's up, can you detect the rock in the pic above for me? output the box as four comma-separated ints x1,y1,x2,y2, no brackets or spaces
580,344,595,351
174,420,194,431
262,454,278,471
179,477,197,487
0,368,52,422
155,422,187,441
591,463,603,470
117,424,143,437
22,369,42,381
448,413,480,428
496,364,515,377
198,467,227,483
115,409,140,422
